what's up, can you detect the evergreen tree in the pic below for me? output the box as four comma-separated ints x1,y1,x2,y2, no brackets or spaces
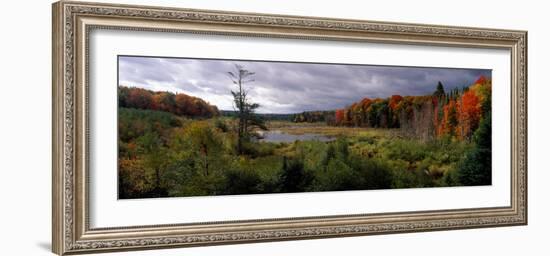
433,81,445,98
458,112,492,185
280,157,312,193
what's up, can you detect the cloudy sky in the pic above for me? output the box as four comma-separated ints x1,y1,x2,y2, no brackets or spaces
119,56,491,114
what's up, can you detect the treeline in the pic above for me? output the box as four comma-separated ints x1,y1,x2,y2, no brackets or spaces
118,86,219,118
222,110,336,123
221,110,295,121
292,110,336,124
334,76,491,141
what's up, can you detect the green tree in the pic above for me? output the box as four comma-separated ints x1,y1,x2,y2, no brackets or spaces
162,122,226,197
321,143,336,168
222,169,263,195
228,65,267,154
458,112,492,185
136,132,168,197
280,157,312,193
433,81,445,98
181,121,224,176
359,159,393,189
319,158,356,191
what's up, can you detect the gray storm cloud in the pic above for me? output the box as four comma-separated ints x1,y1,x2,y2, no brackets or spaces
119,56,491,114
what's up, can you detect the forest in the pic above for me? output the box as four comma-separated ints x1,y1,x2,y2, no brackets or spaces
118,67,492,199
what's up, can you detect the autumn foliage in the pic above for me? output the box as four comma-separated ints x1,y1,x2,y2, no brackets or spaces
335,109,345,125
333,76,491,141
118,86,219,118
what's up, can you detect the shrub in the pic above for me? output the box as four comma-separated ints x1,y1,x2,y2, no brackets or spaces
311,158,356,191
280,157,313,193
347,156,393,190
383,139,427,163
214,118,229,132
222,169,263,195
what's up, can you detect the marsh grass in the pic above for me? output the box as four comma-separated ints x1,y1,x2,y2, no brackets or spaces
119,111,472,198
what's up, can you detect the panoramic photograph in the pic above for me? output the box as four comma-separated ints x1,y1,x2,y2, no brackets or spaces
117,56,492,199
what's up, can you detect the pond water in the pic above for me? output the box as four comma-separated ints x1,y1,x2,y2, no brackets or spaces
257,130,335,143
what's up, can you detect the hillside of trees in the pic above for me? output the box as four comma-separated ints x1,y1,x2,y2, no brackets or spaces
333,76,491,141
118,86,219,118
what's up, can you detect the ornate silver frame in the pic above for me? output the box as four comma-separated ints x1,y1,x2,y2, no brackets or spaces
52,1,527,255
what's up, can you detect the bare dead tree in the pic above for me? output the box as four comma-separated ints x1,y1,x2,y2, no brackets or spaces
228,64,267,154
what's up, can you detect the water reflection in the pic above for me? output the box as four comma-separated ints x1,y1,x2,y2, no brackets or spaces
257,130,335,143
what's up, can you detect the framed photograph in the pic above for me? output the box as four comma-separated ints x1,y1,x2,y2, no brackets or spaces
52,1,527,255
